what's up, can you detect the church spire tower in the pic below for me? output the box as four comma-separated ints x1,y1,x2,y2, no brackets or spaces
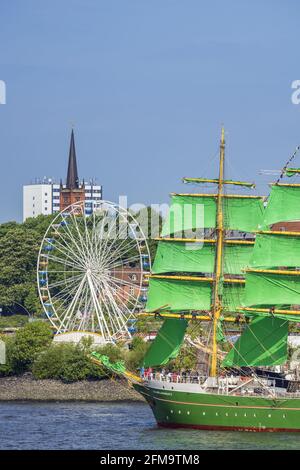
60,129,85,211
66,129,79,189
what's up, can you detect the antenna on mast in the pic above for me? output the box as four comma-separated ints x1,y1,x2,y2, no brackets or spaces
276,145,300,184
259,170,281,176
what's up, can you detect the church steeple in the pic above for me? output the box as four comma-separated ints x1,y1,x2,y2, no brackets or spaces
60,128,85,212
66,129,79,189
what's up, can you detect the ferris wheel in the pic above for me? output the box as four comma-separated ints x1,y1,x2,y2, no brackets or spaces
37,200,150,343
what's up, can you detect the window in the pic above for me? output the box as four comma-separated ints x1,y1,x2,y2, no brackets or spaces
130,286,135,295
131,274,137,281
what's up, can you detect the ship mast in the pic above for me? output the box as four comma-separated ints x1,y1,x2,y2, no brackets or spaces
210,127,225,377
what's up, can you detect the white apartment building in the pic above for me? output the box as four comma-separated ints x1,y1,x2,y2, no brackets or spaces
23,183,53,221
23,181,102,221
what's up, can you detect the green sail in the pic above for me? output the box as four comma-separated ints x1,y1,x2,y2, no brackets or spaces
244,271,300,307
223,245,253,275
146,277,244,313
143,318,188,367
223,197,264,233
222,316,288,367
153,241,253,275
161,195,263,237
250,233,300,269
152,241,215,274
223,283,245,311
161,195,215,237
146,278,212,312
261,185,300,229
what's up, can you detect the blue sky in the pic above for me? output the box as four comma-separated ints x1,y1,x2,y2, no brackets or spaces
0,0,300,222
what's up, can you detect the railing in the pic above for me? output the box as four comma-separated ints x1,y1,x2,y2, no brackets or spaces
143,373,300,398
143,373,206,385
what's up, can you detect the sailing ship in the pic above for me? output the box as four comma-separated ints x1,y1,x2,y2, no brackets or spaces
129,129,300,432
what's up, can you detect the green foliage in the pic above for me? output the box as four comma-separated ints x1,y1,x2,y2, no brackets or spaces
135,317,160,334
32,342,106,382
0,226,40,315
95,343,124,362
7,321,53,374
0,214,55,316
170,344,198,372
125,337,149,370
0,314,29,329
32,339,127,382
130,335,145,350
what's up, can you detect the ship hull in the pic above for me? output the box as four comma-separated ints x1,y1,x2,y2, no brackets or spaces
134,383,300,432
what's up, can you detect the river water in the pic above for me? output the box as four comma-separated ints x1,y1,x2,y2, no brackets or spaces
0,402,299,450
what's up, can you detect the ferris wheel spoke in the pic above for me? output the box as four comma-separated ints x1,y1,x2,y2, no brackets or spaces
94,208,121,260
98,288,124,336
103,240,141,269
105,283,137,327
48,272,87,295
61,211,90,265
101,273,140,309
43,253,84,271
50,278,87,305
42,269,82,274
86,273,111,340
50,267,91,301
93,270,129,322
101,245,140,270
101,273,141,304
92,272,131,337
105,273,142,293
70,209,93,262
44,234,87,270
87,274,121,330
63,281,91,332
82,210,96,257
106,279,141,301
47,273,85,290
78,288,94,331
107,255,141,270
96,210,135,266
99,285,131,335
56,274,88,333
105,234,138,260
99,279,131,336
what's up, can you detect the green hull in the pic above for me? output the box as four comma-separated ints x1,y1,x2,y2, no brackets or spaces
134,383,300,432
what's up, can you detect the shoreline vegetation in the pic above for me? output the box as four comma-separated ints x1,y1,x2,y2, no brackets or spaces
0,374,144,402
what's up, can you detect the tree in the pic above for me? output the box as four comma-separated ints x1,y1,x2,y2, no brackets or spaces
8,321,53,373
32,340,116,382
0,227,40,314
